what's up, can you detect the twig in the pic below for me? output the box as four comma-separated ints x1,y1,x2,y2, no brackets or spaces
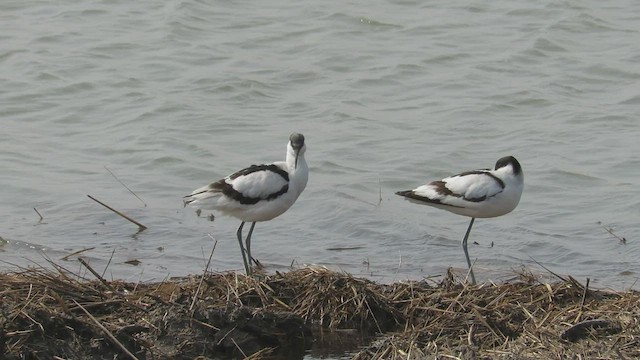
392,251,402,283
575,278,590,323
87,195,147,232
602,225,627,244
326,246,366,251
72,300,140,360
580,278,590,309
341,192,379,207
567,276,586,291
190,235,218,312
467,323,476,346
191,318,220,331
465,258,478,285
41,254,87,283
246,347,275,359
102,248,116,278
105,166,147,207
33,207,44,222
13,283,34,322
472,306,505,341
61,247,96,261
229,337,248,359
78,258,116,292
528,256,568,282
132,267,145,295
363,297,383,334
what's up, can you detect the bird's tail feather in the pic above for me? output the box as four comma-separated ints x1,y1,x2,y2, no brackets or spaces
183,184,221,206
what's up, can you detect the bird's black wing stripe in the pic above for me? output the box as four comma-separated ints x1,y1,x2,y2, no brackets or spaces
451,171,504,202
463,194,487,202
219,181,289,205
395,189,464,208
183,190,206,199
185,164,290,205
229,164,289,182
431,181,456,196
455,170,505,189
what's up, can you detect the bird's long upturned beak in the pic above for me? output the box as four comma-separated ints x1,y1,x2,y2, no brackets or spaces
294,148,300,169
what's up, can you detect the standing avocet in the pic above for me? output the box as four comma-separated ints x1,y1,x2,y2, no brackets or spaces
396,156,523,284
184,133,308,275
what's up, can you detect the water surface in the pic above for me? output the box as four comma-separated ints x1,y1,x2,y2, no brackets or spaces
1,0,639,295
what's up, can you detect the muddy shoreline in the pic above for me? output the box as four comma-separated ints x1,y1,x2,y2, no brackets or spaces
1,263,638,359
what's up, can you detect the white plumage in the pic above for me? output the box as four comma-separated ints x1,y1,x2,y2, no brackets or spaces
184,133,308,275
397,156,523,284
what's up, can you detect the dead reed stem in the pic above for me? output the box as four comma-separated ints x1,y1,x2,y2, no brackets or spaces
104,166,147,207
87,194,147,231
72,299,140,360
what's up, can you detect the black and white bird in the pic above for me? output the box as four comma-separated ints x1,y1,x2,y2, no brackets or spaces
396,156,523,284
184,133,308,275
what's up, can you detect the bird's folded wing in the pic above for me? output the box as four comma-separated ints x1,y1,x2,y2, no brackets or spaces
224,163,289,199
435,171,504,203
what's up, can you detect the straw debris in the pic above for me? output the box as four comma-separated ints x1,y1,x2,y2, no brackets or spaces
1,264,639,359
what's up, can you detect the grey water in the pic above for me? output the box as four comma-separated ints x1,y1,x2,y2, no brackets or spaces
1,0,639,304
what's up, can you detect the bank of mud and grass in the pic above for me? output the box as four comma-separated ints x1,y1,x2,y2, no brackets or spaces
1,261,638,359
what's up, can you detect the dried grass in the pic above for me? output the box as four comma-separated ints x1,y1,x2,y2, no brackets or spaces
354,269,640,359
1,263,638,359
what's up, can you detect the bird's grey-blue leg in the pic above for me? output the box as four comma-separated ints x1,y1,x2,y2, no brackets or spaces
245,222,257,275
462,217,477,285
236,221,251,275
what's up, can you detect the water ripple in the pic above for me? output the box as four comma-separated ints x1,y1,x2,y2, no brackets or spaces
0,0,638,292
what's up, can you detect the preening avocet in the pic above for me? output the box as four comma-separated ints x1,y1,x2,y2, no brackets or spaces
184,133,308,275
396,156,523,284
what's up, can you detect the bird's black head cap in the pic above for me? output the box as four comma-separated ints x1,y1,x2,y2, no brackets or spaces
495,156,522,175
